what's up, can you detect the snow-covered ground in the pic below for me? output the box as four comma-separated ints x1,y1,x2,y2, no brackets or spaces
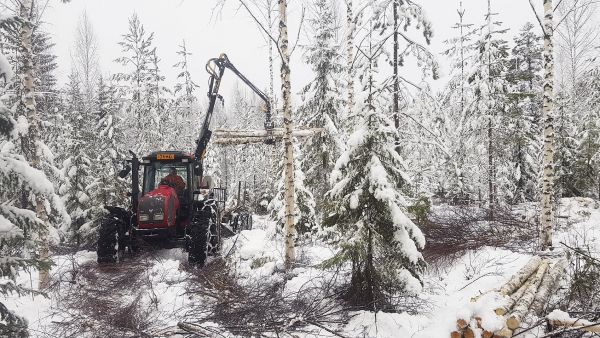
4,197,600,337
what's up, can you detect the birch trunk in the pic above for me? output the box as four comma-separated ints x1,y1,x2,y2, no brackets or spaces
345,0,355,121
486,0,496,218
541,0,555,251
278,0,296,270
19,0,50,289
392,0,400,135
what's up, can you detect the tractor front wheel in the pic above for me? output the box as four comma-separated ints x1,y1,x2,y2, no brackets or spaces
97,216,119,263
188,208,212,266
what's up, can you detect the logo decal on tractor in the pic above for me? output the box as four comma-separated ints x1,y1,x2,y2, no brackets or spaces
157,153,175,160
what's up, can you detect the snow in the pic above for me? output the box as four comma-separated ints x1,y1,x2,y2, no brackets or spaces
4,199,600,337
546,309,571,322
0,51,13,82
0,214,23,238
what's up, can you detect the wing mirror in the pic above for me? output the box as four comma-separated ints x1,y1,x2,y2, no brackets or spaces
193,163,202,176
118,164,131,178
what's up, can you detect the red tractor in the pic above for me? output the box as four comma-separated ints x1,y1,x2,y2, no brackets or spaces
97,54,273,266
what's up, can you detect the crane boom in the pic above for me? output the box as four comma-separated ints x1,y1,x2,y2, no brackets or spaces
194,54,273,178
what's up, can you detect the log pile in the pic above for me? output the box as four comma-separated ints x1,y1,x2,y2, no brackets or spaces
451,256,567,338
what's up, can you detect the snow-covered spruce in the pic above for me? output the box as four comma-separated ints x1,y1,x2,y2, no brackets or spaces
324,98,426,307
298,0,345,212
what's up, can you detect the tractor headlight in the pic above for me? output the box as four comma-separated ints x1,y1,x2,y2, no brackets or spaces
139,214,150,222
154,213,164,221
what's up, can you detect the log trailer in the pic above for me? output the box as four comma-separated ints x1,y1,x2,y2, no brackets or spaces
97,54,273,266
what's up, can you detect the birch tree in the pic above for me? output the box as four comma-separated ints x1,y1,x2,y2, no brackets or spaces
18,0,52,288
541,0,556,250
278,0,297,270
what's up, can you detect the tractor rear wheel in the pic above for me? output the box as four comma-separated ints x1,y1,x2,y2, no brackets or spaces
188,208,211,266
97,216,119,263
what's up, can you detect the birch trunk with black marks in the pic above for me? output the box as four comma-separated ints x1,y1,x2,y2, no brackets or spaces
19,0,50,289
393,0,400,138
541,0,555,251
278,0,296,270
346,0,355,120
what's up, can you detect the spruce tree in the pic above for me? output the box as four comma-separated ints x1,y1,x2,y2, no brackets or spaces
113,13,157,154
59,73,98,244
324,23,425,308
95,76,127,207
0,20,65,334
506,22,543,202
298,0,345,213
467,3,510,208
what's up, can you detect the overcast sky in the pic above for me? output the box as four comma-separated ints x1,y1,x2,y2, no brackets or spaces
38,0,545,98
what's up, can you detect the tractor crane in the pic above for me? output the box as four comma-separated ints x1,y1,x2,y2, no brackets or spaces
97,54,273,266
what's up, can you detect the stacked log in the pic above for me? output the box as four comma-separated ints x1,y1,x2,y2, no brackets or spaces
451,256,567,338
213,128,322,145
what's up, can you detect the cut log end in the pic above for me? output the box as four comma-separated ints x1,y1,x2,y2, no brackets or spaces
457,319,469,330
506,315,520,330
451,331,463,338
464,327,475,338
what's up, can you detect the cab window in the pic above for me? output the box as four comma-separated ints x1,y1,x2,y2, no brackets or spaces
143,162,189,194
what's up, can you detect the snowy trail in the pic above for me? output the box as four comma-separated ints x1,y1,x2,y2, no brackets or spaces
5,199,600,337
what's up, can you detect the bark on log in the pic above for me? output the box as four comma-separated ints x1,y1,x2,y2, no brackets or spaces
499,256,543,296
496,274,535,316
495,326,513,338
530,258,567,316
213,128,323,145
214,128,322,138
506,261,550,330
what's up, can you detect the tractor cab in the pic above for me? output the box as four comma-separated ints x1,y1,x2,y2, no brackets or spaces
138,151,197,236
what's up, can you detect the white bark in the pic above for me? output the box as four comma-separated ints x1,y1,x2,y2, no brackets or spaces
345,0,354,121
278,0,296,270
499,256,543,296
496,274,534,316
19,0,50,289
530,258,568,315
214,128,321,139
541,0,556,251
506,260,550,330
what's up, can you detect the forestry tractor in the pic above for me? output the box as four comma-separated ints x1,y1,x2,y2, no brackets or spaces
97,54,273,266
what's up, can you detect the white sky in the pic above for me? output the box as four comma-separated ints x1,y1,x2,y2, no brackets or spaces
39,0,545,98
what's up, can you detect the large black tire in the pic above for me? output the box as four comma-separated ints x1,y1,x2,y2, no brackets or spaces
188,208,212,266
97,216,119,263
